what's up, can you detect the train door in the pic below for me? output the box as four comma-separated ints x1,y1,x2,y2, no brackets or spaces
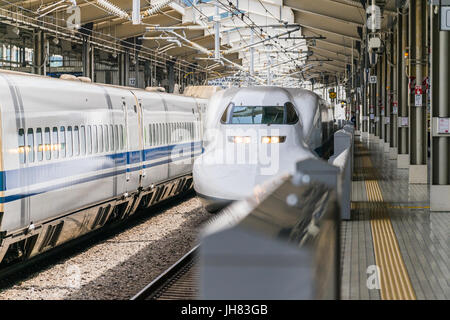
130,92,144,189
122,95,141,193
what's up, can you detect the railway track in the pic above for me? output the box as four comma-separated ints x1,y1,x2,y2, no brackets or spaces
131,245,199,300
0,191,197,289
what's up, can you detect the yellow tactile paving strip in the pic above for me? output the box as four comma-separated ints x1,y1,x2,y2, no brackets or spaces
362,154,416,300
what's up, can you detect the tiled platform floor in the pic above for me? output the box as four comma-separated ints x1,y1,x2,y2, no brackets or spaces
341,135,449,300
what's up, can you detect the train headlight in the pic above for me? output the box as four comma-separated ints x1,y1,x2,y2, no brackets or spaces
228,136,251,144
261,136,271,144
261,136,285,144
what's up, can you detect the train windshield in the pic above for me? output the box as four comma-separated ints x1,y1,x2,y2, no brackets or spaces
221,102,299,125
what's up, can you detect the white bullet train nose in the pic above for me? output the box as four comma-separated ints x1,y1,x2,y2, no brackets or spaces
193,86,333,213
194,143,314,212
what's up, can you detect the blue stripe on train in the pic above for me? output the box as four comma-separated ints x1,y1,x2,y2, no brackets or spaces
0,150,202,204
0,141,201,191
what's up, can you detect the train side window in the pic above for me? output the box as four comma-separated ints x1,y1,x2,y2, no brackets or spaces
285,102,299,125
67,126,73,157
18,129,25,163
60,126,66,158
156,124,160,145
161,123,167,144
80,126,86,155
93,125,98,154
52,127,59,159
149,124,152,146
104,125,109,152
74,126,80,156
144,125,148,146
44,127,51,160
36,128,43,161
109,125,114,151
157,124,160,145
98,125,103,153
120,125,124,150
27,128,34,163
87,125,92,154
165,124,168,145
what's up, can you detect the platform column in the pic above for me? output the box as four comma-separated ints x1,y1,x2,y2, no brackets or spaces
362,37,369,136
398,5,410,169
369,66,376,138
385,40,392,151
82,35,94,79
166,60,175,93
430,5,450,210
375,56,381,140
119,50,130,87
380,42,386,143
33,30,45,75
390,22,398,159
409,0,428,183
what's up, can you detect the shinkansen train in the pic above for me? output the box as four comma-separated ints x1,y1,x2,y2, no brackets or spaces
0,70,207,266
193,86,335,212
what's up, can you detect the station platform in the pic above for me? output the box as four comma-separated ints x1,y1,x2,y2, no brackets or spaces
341,136,449,300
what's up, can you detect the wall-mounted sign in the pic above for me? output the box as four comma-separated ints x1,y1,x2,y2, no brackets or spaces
369,76,377,84
438,118,450,133
415,94,423,107
441,6,450,31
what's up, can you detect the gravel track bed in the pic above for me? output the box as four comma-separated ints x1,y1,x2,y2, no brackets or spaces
0,196,210,300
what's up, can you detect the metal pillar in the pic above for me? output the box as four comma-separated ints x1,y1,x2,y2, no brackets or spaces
430,5,450,210
167,60,175,93
82,37,94,80
119,50,130,86
381,42,386,143
386,42,392,150
390,25,398,159
398,5,410,168
362,35,369,135
392,13,404,160
33,31,45,75
375,58,381,139
409,0,428,183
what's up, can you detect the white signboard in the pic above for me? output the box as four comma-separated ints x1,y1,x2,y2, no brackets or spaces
369,76,377,84
399,117,409,127
393,106,398,114
441,6,450,31
415,94,422,107
370,113,375,120
438,118,450,134
385,117,390,124
129,78,136,86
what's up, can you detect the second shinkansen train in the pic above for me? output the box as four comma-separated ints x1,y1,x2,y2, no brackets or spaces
193,86,335,212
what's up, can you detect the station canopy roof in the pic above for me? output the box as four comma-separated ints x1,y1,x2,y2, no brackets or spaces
0,0,397,86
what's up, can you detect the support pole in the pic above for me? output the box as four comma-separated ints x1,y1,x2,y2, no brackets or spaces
398,5,410,168
33,31,45,75
409,0,427,183
376,58,381,139
430,4,450,210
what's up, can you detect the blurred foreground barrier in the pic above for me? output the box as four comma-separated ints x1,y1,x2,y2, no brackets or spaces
328,125,354,220
199,158,341,300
